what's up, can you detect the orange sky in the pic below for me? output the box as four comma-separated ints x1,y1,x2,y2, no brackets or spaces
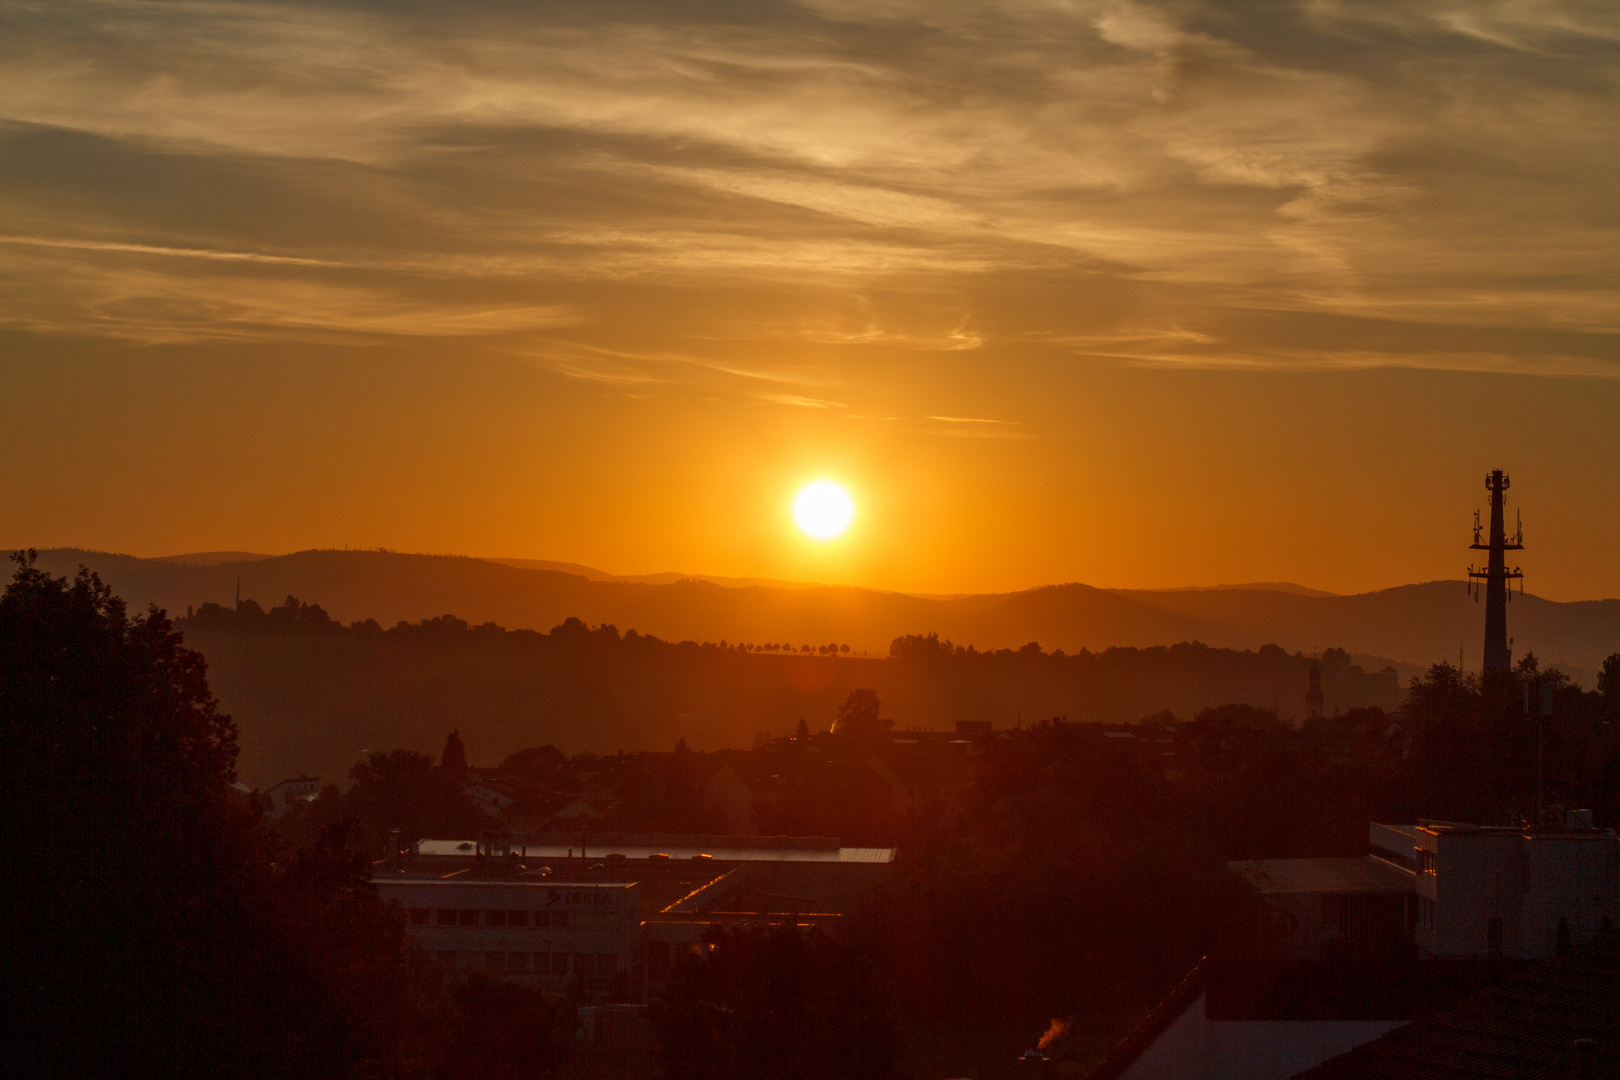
4,1,1619,601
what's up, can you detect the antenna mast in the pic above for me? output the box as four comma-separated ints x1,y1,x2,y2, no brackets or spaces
1467,470,1524,674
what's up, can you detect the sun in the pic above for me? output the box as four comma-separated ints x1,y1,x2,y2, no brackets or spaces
793,481,854,539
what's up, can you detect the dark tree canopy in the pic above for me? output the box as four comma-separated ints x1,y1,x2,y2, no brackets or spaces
441,727,469,778
0,553,566,1080
652,924,899,1080
832,688,890,740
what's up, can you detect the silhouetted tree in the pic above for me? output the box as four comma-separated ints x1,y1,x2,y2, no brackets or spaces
447,975,572,1080
832,688,889,740
1600,654,1620,722
652,925,898,1080
442,727,470,779
0,552,459,1079
347,747,482,855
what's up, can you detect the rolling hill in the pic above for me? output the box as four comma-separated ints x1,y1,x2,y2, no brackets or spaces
26,548,1620,678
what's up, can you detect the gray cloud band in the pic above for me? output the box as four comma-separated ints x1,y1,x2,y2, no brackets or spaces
0,0,1616,375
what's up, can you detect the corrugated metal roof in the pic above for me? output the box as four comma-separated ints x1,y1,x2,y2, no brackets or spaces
417,840,895,864
1229,856,1415,895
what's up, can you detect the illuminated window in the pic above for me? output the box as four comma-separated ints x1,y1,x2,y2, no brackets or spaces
1419,850,1437,876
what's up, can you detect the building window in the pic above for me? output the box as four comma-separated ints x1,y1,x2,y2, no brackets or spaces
595,954,618,975
486,952,506,972
409,908,430,926
508,910,529,927
573,953,591,975
539,952,567,975
437,909,458,926
1419,850,1437,876
459,909,479,927
486,910,507,927
436,951,457,967
508,952,528,972
1418,896,1435,932
538,911,567,929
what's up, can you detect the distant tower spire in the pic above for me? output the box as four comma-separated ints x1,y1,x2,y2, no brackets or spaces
1306,658,1324,721
1467,470,1524,674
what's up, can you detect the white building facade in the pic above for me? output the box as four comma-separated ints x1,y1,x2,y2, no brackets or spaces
1396,821,1619,958
373,879,640,994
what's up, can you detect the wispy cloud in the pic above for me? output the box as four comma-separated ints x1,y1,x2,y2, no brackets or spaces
0,234,345,267
0,0,1617,377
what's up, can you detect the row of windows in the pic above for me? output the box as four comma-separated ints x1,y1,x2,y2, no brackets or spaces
432,951,620,976
408,908,574,928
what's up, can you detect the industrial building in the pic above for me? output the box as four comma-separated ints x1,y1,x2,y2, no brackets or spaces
1091,815,1619,1080
371,879,640,994
372,832,895,1002
1229,819,1618,963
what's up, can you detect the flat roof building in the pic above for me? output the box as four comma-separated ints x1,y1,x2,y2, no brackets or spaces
373,879,639,997
376,833,896,1002
1402,819,1618,960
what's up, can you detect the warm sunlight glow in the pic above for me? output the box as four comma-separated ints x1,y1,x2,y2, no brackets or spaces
793,481,854,539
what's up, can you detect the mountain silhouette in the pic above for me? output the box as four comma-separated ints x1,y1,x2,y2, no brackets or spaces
27,548,1620,678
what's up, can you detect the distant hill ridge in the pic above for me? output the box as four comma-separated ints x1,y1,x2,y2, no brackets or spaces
24,547,1620,680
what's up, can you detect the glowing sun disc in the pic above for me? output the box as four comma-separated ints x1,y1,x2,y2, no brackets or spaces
794,481,854,539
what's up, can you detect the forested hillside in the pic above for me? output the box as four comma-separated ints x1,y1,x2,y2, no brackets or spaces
179,599,1404,785
33,547,1620,676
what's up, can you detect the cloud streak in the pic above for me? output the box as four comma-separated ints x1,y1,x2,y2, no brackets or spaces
0,0,1616,376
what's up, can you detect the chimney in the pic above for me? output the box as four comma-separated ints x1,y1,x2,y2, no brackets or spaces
1016,1048,1049,1080
1573,1038,1598,1077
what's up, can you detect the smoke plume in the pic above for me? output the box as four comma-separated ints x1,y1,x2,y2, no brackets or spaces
1037,1018,1071,1051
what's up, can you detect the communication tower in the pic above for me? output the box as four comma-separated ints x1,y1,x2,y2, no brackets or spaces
1466,469,1524,674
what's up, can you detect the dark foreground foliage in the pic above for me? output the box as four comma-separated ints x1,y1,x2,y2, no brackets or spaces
868,658,1620,1038
0,553,568,1080
652,924,900,1080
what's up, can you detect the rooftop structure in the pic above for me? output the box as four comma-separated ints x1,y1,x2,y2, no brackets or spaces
1228,820,1617,963
1085,958,1517,1080
265,776,320,819
412,835,895,864
1401,819,1617,960
376,832,896,1001
1298,931,1620,1079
